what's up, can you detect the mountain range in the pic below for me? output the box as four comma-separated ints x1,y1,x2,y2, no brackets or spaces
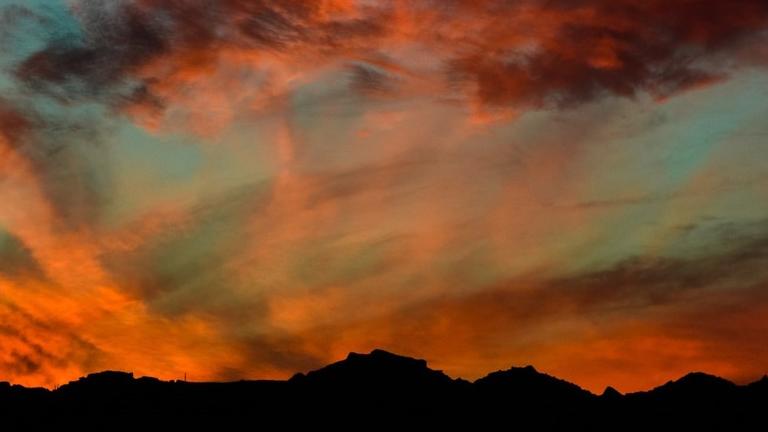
1,349,766,429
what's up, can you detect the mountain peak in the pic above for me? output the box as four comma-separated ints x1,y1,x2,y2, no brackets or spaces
345,348,424,364
71,371,134,385
668,371,735,388
475,365,594,401
290,349,451,387
746,374,768,392
640,371,737,400
55,371,136,395
601,386,623,399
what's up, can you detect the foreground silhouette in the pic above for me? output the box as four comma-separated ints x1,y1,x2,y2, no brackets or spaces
1,349,766,429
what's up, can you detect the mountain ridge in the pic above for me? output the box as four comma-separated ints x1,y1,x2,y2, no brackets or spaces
1,349,766,429
4,349,763,392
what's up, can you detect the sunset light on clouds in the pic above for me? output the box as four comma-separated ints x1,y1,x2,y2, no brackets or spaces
1,0,768,393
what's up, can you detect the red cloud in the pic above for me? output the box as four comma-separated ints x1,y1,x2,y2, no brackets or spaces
0,102,31,144
445,0,768,108
12,0,768,128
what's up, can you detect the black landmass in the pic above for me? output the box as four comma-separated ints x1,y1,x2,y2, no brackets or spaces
1,349,766,430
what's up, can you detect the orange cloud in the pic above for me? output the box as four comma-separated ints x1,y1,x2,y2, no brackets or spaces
14,0,768,133
3,1,768,393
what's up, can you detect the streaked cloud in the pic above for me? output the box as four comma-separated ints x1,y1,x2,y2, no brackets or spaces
0,0,767,391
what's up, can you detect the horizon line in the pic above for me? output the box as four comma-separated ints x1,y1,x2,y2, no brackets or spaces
3,349,767,394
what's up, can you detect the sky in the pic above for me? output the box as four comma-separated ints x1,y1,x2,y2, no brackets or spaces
1,0,768,393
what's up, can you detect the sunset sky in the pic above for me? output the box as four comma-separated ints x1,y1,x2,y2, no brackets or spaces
1,0,768,393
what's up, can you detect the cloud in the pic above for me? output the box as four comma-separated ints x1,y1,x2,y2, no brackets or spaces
2,0,768,391
348,61,401,96
0,299,104,386
9,0,768,131
259,219,768,391
13,1,386,111
14,1,168,100
445,0,768,108
0,229,46,280
0,102,31,144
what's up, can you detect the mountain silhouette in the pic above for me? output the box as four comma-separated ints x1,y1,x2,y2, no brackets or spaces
475,364,593,402
1,349,766,430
